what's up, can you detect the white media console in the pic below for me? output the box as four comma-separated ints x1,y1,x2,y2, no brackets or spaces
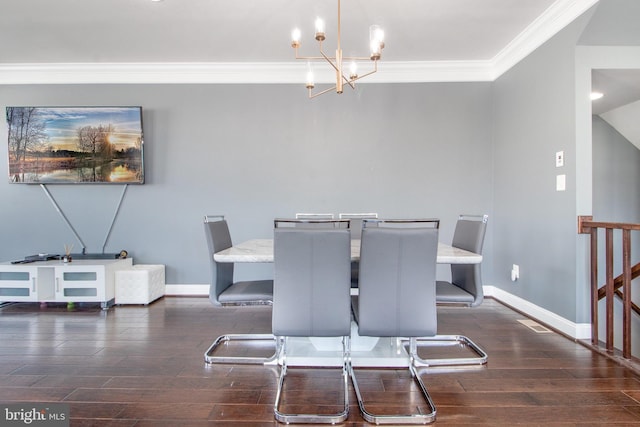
0,258,133,309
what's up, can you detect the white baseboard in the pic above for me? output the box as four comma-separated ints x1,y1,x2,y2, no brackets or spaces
165,284,209,296
164,283,591,340
485,285,591,340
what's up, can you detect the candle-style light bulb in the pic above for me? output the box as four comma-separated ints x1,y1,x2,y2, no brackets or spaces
370,25,385,49
370,40,381,60
291,28,301,48
306,69,315,89
349,62,358,80
315,17,325,41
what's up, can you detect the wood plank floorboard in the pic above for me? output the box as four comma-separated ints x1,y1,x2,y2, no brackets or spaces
0,297,639,426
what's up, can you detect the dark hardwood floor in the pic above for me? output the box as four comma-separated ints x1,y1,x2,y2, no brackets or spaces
1,297,639,426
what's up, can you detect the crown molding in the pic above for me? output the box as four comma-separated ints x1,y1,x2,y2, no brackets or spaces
0,61,496,85
0,0,598,85
491,0,600,78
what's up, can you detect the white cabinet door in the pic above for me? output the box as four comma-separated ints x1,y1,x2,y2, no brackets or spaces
0,267,37,302
55,266,105,303
0,266,56,302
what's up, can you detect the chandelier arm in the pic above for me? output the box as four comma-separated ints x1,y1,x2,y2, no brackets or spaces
319,50,340,73
341,56,374,61
352,70,376,82
350,65,378,83
342,60,378,90
294,44,337,61
342,73,356,90
295,55,336,61
308,85,339,99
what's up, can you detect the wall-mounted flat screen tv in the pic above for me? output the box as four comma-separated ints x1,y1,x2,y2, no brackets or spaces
6,106,144,184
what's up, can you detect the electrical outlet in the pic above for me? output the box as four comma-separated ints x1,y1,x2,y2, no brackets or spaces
556,151,564,167
511,264,520,281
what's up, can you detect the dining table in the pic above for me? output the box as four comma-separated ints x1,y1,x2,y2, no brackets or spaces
214,238,482,264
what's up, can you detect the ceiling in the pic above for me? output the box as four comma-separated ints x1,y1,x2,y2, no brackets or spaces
591,69,640,115
0,0,600,84
592,69,640,150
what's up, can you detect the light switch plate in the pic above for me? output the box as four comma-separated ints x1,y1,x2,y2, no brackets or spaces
556,174,566,191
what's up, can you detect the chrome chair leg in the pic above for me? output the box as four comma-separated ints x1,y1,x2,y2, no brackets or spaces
274,336,350,424
409,334,488,367
350,337,437,425
204,333,278,365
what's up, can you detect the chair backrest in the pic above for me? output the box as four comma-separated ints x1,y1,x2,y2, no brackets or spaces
203,215,234,305
275,218,349,229
357,219,439,337
339,213,378,240
295,213,334,219
450,214,488,307
272,220,351,337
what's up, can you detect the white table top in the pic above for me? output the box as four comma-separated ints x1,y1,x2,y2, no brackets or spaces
214,239,482,264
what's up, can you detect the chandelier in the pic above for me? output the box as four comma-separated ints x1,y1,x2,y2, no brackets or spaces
290,0,385,98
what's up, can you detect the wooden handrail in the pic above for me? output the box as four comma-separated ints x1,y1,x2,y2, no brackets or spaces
614,289,640,316
597,262,640,301
578,216,637,359
579,216,640,232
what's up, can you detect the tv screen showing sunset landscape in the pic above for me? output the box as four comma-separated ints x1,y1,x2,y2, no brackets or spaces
6,106,144,184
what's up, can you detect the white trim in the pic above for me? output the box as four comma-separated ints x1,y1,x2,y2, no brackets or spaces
0,0,600,86
0,61,496,85
165,284,209,296
491,0,600,78
485,286,591,340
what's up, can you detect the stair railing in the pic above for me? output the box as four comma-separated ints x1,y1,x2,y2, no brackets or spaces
578,216,640,359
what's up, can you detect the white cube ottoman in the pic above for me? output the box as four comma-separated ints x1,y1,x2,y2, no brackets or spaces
115,264,165,305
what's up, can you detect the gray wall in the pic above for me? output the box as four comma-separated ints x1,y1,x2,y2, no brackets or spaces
491,11,593,322
0,83,493,285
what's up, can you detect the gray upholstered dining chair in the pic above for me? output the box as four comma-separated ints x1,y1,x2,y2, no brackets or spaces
436,214,488,307
414,214,489,367
203,215,276,364
272,218,352,424
350,218,439,425
338,212,378,288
